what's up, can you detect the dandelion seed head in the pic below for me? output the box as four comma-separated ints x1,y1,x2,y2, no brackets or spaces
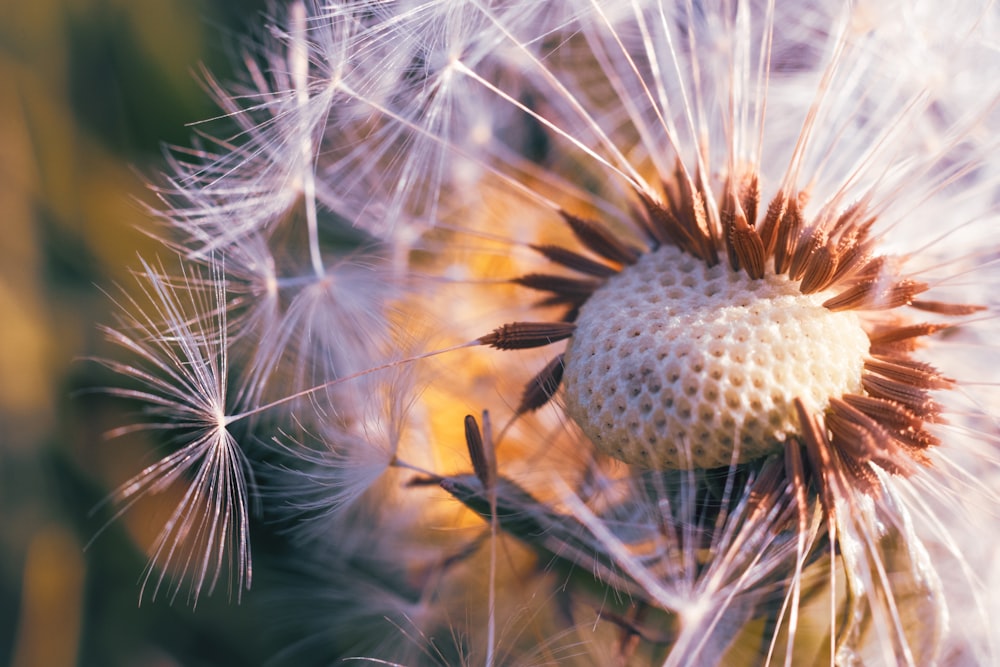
563,244,870,469
97,0,1000,660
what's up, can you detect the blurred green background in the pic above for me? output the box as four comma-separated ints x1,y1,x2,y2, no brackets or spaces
0,1,276,665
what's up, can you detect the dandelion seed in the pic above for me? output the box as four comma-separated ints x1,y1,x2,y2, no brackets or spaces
98,258,252,605
266,368,426,541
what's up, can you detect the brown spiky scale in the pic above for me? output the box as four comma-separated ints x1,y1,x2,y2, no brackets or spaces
829,244,875,285
789,229,825,281
798,398,893,503
756,191,787,258
793,399,838,516
530,244,618,278
823,278,928,311
867,322,950,352
690,187,719,266
750,457,793,522
740,174,760,231
829,200,869,238
862,373,941,418
893,428,940,453
637,190,703,258
628,199,662,248
663,162,690,225
841,450,882,495
827,398,896,463
512,273,600,295
849,255,888,282
512,274,601,303
517,353,565,414
479,322,577,350
559,211,641,266
864,357,953,390
720,185,741,271
774,198,804,275
632,191,669,247
733,224,767,279
721,182,767,279
799,244,838,294
910,300,988,316
464,415,491,490
842,394,924,432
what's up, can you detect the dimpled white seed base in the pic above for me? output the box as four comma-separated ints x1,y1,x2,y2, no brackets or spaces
562,245,871,469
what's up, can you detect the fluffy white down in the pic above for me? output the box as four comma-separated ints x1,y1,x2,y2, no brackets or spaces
563,245,871,469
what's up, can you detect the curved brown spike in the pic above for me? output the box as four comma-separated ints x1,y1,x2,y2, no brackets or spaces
674,167,697,218
783,437,811,534
733,226,767,279
560,305,582,323
720,184,741,270
822,279,928,312
638,190,704,257
722,184,766,279
910,300,987,316
854,216,877,243
535,293,591,309
822,281,875,311
463,415,490,489
871,354,947,376
871,450,918,476
517,353,565,414
740,174,760,232
773,198,803,275
748,456,789,518
893,427,940,451
627,201,659,247
828,244,875,285
830,212,869,255
635,190,673,246
530,244,619,278
841,394,924,431
478,322,577,350
756,191,787,258
664,160,687,220
663,165,718,264
827,397,896,462
793,398,836,517
512,273,601,300
864,357,953,390
789,229,824,281
691,188,720,266
848,256,887,282
559,211,642,266
839,394,939,471
831,214,877,258
839,451,882,496
867,322,949,347
829,200,868,238
799,244,838,294
827,411,879,463
861,373,941,419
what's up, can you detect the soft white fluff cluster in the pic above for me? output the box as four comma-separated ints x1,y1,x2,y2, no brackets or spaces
102,0,1000,664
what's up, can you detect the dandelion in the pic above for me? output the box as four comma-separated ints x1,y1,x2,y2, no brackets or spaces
97,258,252,605
100,0,1000,664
